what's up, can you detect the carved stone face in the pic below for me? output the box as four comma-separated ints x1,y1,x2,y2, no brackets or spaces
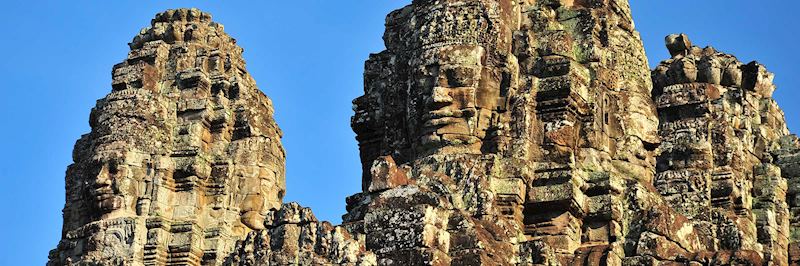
90,160,127,213
235,165,280,230
415,45,496,155
352,1,509,163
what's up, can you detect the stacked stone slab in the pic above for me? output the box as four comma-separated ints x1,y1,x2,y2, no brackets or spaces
225,203,376,265
48,9,286,265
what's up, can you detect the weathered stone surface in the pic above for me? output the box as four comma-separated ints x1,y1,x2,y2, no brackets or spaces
368,156,412,193
651,33,792,265
348,0,658,264
225,203,376,266
51,2,800,266
49,9,285,266
343,0,799,265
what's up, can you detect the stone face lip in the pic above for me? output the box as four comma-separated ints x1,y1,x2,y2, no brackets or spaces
48,8,285,266
51,3,800,266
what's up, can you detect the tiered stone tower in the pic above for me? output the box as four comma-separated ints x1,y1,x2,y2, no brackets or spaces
48,9,286,265
650,33,792,265
345,0,659,264
50,2,800,266
343,0,800,264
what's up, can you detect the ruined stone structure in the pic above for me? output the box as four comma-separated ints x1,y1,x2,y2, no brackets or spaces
346,0,661,264
650,33,792,264
51,2,800,266
48,9,286,265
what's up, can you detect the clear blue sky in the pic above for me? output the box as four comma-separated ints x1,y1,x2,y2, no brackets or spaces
0,1,797,264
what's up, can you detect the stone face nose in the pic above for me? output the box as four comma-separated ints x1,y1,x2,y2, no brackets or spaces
431,86,455,105
93,168,111,187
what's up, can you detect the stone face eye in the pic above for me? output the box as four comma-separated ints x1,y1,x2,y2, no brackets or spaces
444,66,478,87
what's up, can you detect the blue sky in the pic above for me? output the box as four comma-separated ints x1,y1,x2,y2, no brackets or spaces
0,1,797,264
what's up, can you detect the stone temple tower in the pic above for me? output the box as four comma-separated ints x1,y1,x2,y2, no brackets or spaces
49,2,800,266
48,9,286,265
346,0,659,264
